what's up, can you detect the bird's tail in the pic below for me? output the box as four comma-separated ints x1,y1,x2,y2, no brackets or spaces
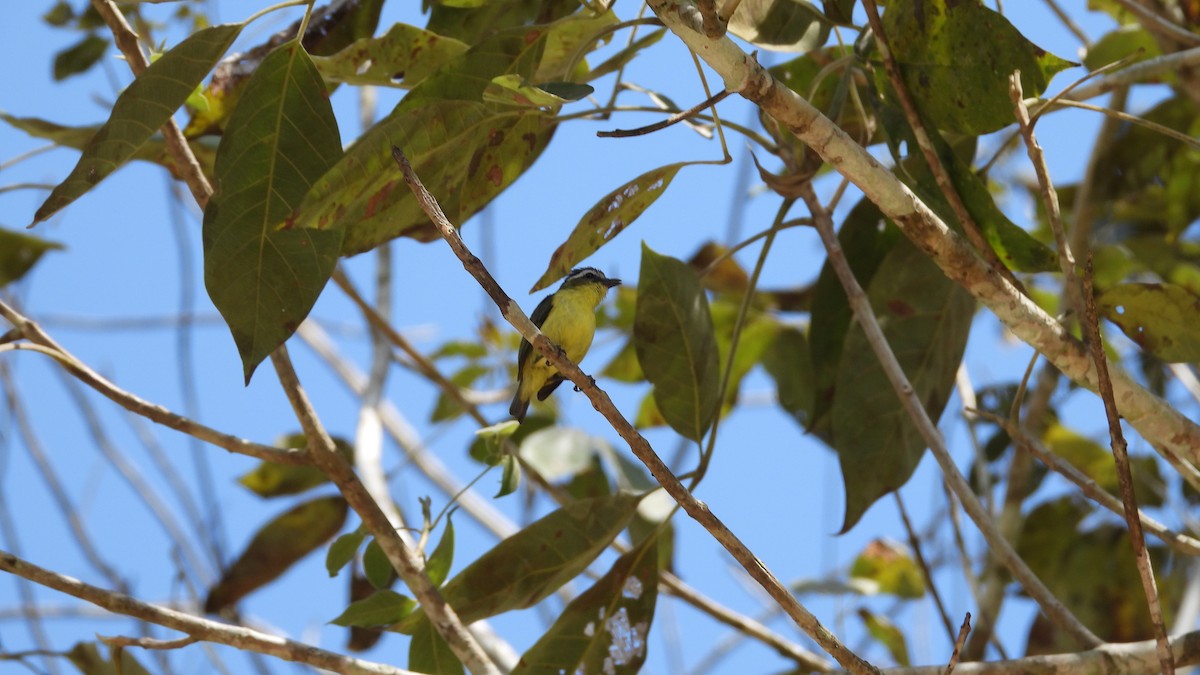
509,389,529,423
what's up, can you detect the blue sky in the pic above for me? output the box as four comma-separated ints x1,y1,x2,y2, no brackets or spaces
0,1,1175,673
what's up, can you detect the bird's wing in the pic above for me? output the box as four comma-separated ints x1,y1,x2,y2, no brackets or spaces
516,293,555,380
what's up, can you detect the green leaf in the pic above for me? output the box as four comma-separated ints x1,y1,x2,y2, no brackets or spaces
34,24,243,225
426,516,456,587
858,608,910,666
0,113,218,180
634,245,720,442
1099,283,1200,362
363,539,393,590
0,228,63,288
519,426,598,482
903,136,1057,273
331,589,416,628
1084,26,1161,72
202,41,344,382
471,419,538,466
811,207,974,531
584,30,666,83
849,539,925,599
513,534,659,674
1044,423,1165,507
311,22,469,89
809,198,903,440
532,164,690,292
326,530,366,577
237,434,353,497
431,364,490,422
483,75,594,107
293,28,556,253
396,493,640,632
727,0,832,52
53,34,108,81
43,1,74,27
761,326,813,429
496,453,523,497
204,496,348,613
711,303,778,407
409,617,464,675
66,642,152,675
878,0,1075,134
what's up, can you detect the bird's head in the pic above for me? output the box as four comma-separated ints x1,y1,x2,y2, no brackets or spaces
560,267,621,292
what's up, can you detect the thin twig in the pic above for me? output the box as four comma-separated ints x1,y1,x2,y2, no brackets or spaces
268,346,499,675
1081,258,1174,673
893,493,955,643
799,181,1102,649
1106,0,1200,47
977,411,1200,557
0,549,414,675
645,0,1200,470
390,145,877,674
99,634,198,650
943,613,971,675
861,0,1021,292
0,302,302,465
1064,45,1200,101
1010,72,1082,316
597,89,731,137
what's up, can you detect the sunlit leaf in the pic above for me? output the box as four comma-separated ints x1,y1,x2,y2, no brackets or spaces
497,453,522,497
513,534,659,673
0,228,63,288
878,0,1074,134
519,426,597,481
66,642,152,675
634,245,720,442
33,23,243,224
727,0,832,52
1099,283,1200,362
1044,423,1165,507
331,589,416,627
326,529,366,577
311,22,469,88
293,28,557,253
202,41,344,382
409,617,463,675
363,538,393,589
849,539,925,599
237,435,353,498
858,608,910,666
396,493,640,632
0,113,217,181
426,516,455,587
532,163,691,292
204,496,348,612
1084,26,1161,72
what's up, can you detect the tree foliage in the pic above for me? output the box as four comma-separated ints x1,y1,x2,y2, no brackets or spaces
4,0,1200,673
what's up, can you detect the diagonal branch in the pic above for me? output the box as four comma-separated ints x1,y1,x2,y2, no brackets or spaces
644,0,1200,470
390,145,877,674
269,346,499,675
798,181,1102,649
0,549,414,675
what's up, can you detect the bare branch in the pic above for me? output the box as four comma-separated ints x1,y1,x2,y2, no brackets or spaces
643,0,1200,470
799,181,1101,648
390,145,877,674
0,302,303,465
0,549,415,675
268,346,499,675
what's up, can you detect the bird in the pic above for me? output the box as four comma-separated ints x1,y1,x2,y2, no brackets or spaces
509,267,621,422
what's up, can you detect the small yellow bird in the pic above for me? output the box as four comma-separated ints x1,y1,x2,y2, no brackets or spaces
510,267,621,422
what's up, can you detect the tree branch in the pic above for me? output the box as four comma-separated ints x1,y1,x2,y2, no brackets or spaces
798,181,1102,648
0,549,414,675
390,145,877,674
0,302,302,465
644,0,1200,468
268,346,499,675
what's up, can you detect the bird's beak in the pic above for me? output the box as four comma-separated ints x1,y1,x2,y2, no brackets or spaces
604,278,622,288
